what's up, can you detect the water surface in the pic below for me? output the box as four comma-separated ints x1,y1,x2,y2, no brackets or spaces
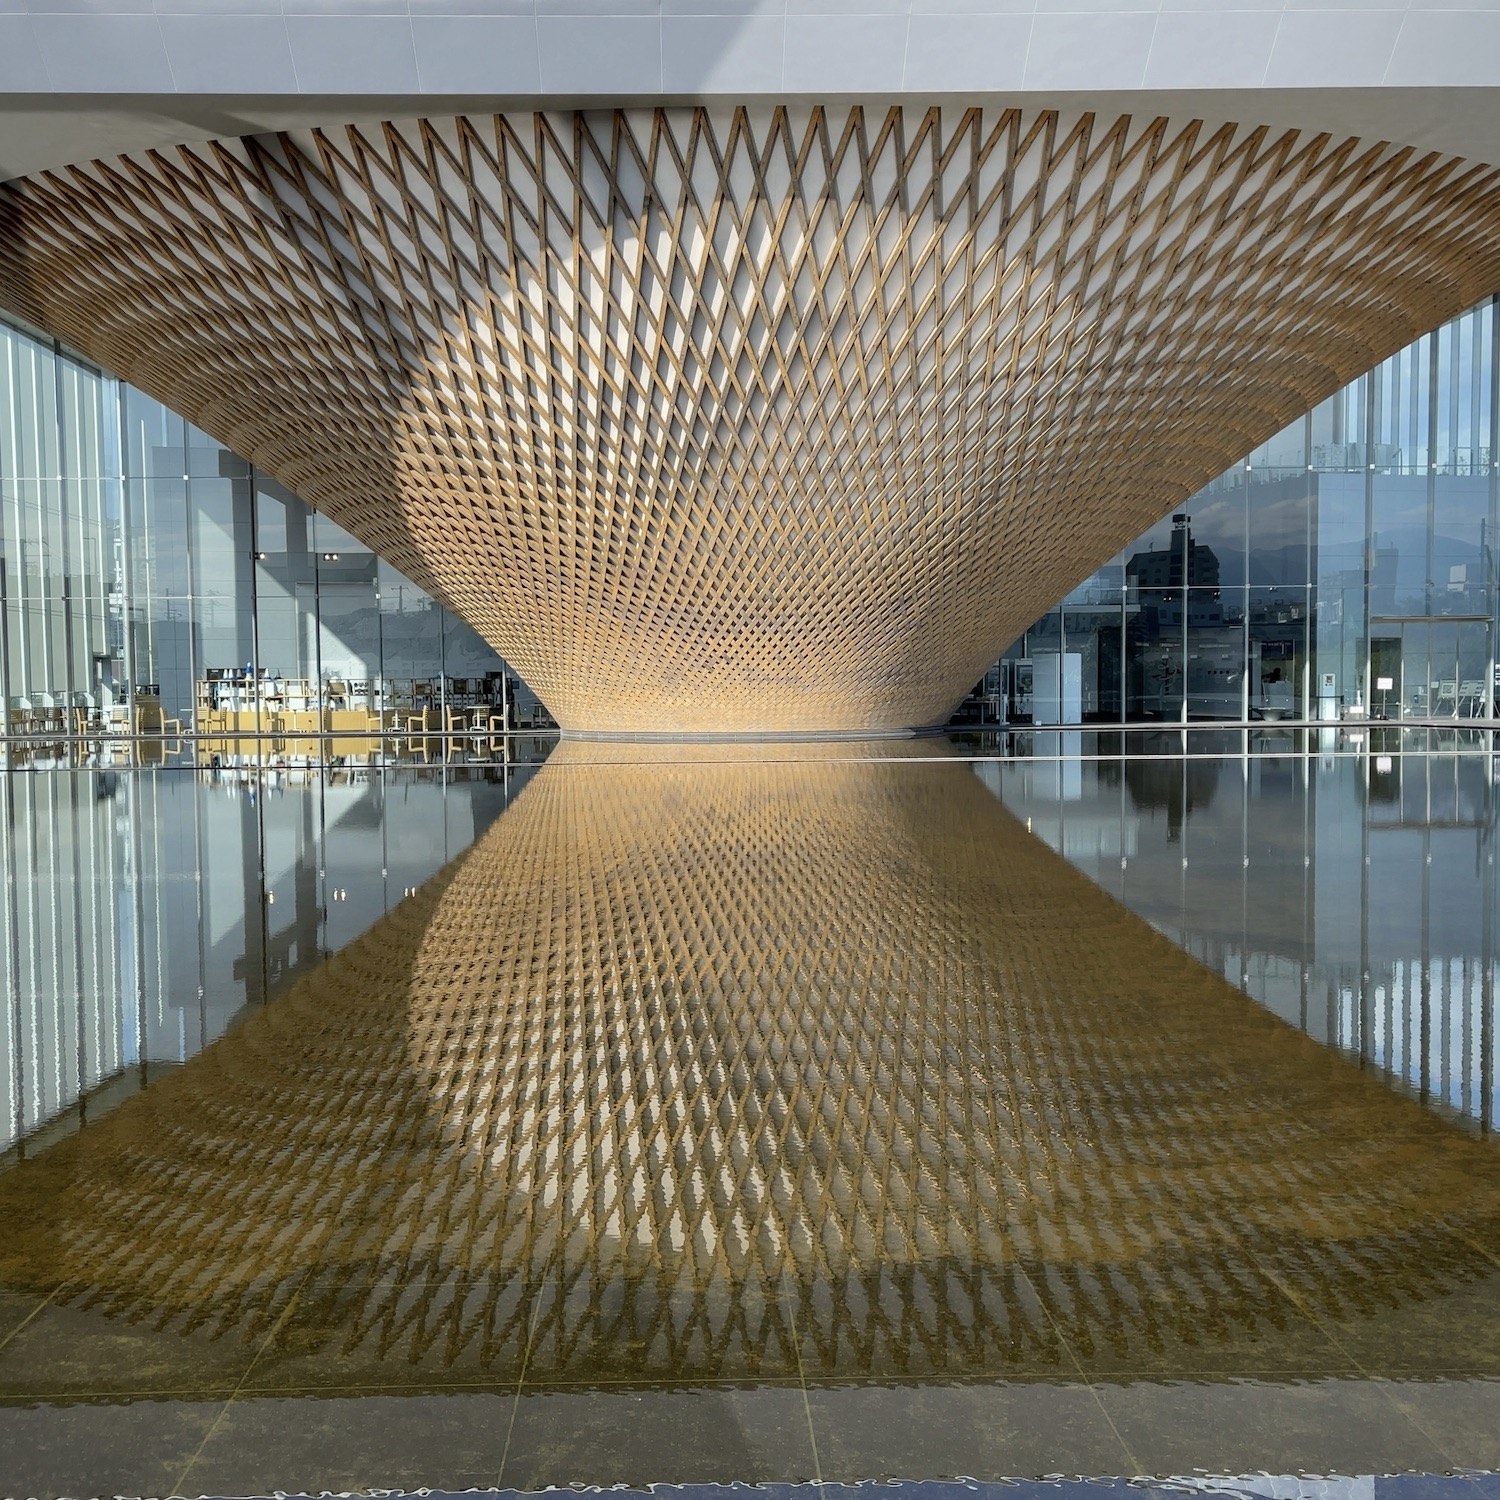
1,731,1497,1496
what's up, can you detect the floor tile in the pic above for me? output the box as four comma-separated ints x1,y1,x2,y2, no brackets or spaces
791,1266,1075,1382
1305,1262,1500,1378
520,1278,804,1385
1063,1310,1359,1382
0,1297,256,1400
500,1382,816,1488
176,1389,516,1496
1036,1259,1356,1382
0,1289,50,1346
1093,1374,1455,1476
0,1395,226,1500
804,1378,1136,1480
1380,1375,1500,1470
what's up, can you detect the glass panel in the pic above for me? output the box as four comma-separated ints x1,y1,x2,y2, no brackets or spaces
1429,621,1461,717
254,481,318,731
1186,586,1244,720
135,597,195,721
1371,330,1431,474
1247,465,1313,588
1127,615,1183,720
1369,472,1428,616
1457,619,1490,718
1061,600,1123,722
1247,412,1307,471
1312,468,1366,717
1370,633,1402,721
1312,585,1363,718
122,386,184,481
128,477,191,600
1060,558,1124,608
1310,373,1369,471
318,571,382,717
190,476,252,601
312,510,380,718
1436,308,1490,476
1431,473,1493,617
186,421,237,479
1185,471,1247,588
1312,472,1365,593
378,557,445,717
1248,586,1308,720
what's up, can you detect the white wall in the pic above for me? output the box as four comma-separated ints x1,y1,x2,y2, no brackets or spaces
7,3,1500,179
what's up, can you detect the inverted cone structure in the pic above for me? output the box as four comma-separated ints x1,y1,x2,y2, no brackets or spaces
5,110,1500,730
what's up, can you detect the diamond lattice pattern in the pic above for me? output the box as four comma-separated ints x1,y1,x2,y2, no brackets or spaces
4,109,1500,729
1,747,1498,1386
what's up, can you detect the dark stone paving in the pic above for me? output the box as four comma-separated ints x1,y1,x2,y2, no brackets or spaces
196,1476,1500,1500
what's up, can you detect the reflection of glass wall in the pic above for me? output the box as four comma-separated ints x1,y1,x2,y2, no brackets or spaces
995,297,1499,723
0,313,536,730
983,743,1498,1133
0,761,532,1160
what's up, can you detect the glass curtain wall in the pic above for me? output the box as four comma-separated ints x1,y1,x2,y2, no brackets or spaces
10,295,1500,734
0,314,521,732
996,297,1500,724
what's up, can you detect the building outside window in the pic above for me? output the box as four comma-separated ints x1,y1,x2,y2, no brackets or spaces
993,296,1499,725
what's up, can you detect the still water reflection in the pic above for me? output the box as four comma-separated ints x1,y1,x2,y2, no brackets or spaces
0,735,1498,1495
984,734,1499,1132
1,761,537,1159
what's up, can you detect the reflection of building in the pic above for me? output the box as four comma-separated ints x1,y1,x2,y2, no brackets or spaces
996,296,1500,725
3,744,1500,1395
0,761,519,1161
1123,754,1222,842
989,742,1498,1132
1127,514,1222,601
1125,516,1230,717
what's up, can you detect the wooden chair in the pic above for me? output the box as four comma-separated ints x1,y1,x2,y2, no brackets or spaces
33,693,66,735
71,693,99,735
402,681,436,734
135,697,183,736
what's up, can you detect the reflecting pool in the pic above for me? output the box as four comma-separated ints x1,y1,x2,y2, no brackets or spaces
1,731,1498,1497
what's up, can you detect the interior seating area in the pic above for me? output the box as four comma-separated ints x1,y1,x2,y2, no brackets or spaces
7,687,173,737
191,669,537,738
1,672,550,742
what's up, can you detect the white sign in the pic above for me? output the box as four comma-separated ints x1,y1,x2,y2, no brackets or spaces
1376,676,1394,691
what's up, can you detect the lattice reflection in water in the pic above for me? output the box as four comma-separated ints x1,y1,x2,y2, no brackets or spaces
1,741,1499,1390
